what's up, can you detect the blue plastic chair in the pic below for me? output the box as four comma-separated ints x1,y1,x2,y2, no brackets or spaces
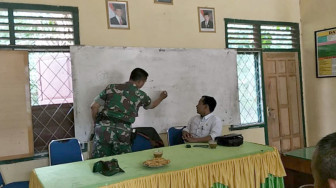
167,126,186,146
48,138,83,166
131,134,152,152
0,172,28,188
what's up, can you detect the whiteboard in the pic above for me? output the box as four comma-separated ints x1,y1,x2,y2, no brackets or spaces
71,46,240,142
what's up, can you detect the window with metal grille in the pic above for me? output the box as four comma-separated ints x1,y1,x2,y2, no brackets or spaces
0,9,9,45
13,10,75,46
237,52,263,125
225,19,299,128
225,19,299,50
0,3,79,153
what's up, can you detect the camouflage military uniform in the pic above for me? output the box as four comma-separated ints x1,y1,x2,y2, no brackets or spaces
92,82,151,158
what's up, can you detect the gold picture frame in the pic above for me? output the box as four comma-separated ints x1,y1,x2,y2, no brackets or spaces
106,0,130,29
198,7,216,33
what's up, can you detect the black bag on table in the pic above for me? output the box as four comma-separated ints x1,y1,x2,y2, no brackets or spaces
215,133,244,147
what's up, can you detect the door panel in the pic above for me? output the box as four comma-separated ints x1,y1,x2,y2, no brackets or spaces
267,60,276,74
276,60,286,73
292,137,301,149
277,77,288,105
288,76,300,135
281,138,291,151
263,52,304,153
287,60,296,73
279,108,290,136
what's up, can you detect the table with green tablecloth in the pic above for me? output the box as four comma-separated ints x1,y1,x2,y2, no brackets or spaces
29,142,286,188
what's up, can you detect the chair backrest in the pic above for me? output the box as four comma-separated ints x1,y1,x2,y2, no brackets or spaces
131,134,152,152
0,172,4,187
0,171,29,188
49,138,83,166
167,126,186,146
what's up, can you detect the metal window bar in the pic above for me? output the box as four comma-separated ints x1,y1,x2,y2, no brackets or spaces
29,52,74,152
236,52,264,125
0,3,79,153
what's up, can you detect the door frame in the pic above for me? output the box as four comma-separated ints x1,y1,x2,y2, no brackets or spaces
224,19,305,147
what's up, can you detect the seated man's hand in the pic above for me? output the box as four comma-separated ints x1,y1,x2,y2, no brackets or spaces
185,137,198,143
182,131,191,139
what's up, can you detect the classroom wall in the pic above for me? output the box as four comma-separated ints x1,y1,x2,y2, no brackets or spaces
0,0,300,48
0,0,300,183
299,0,336,146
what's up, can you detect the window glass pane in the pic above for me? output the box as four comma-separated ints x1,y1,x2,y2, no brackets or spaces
0,9,8,16
29,52,73,106
228,44,256,48
14,10,72,18
228,39,255,44
228,29,254,34
29,52,75,152
237,53,264,124
228,24,253,29
16,39,74,46
261,25,292,30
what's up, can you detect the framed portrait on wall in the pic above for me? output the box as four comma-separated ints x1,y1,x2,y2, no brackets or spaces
154,0,173,5
106,0,130,29
315,27,336,78
198,7,215,33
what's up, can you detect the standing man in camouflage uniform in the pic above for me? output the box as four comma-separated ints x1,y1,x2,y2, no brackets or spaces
91,68,168,158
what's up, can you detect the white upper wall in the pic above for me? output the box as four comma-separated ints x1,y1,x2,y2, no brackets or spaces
300,0,336,146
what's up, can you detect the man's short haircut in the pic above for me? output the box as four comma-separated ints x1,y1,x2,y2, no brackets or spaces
201,95,217,112
314,132,336,187
204,12,209,16
114,4,122,10
130,68,148,81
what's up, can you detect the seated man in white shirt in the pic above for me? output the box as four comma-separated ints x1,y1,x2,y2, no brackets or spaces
182,96,222,143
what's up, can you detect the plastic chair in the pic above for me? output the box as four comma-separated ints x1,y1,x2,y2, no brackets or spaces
131,134,153,152
0,172,28,188
48,138,83,166
167,126,186,146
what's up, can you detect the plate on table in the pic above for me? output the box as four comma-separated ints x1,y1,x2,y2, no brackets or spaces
143,158,170,168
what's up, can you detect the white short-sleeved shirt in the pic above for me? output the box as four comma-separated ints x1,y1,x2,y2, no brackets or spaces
184,113,222,140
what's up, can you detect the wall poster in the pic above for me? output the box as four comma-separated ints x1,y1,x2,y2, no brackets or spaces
315,27,336,78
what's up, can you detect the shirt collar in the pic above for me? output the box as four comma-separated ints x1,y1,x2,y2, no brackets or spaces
201,113,213,121
126,81,137,88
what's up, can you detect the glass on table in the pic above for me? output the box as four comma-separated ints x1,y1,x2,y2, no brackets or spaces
153,149,163,158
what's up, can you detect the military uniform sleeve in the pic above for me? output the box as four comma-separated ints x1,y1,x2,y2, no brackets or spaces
142,93,151,109
94,85,109,106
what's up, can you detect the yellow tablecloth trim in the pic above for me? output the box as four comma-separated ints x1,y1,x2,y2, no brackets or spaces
99,148,286,188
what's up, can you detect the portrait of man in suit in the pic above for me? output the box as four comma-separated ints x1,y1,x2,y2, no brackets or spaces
198,8,215,32
106,1,129,29
201,12,213,29
110,5,127,25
